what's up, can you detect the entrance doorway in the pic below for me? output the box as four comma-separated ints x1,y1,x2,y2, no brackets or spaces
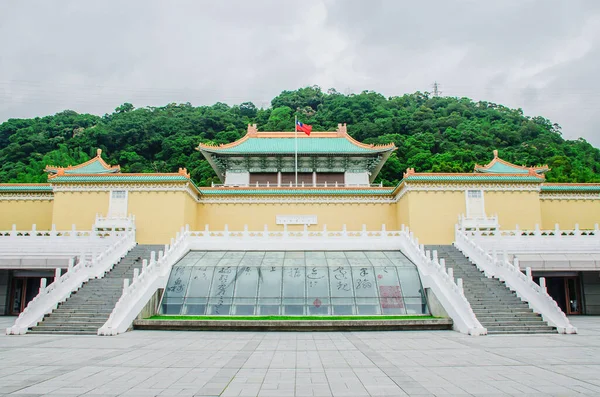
535,275,582,315
8,277,49,315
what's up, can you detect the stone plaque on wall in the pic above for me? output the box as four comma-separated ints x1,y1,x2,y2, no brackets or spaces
276,215,318,225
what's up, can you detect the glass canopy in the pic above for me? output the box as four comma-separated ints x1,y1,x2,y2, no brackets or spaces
159,251,429,316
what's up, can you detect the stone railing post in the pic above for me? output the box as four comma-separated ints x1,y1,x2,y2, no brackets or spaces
447,267,453,280
540,277,547,292
39,278,47,294
457,278,464,295
526,267,532,280
54,268,61,281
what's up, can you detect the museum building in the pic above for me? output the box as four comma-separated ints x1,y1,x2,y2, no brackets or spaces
0,123,599,335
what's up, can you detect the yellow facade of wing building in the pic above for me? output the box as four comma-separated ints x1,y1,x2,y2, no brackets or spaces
1,123,599,317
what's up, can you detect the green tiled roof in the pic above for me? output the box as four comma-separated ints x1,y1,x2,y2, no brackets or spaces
51,175,190,182
201,138,392,154
198,188,395,195
63,160,119,174
405,175,543,182
0,184,53,192
477,162,532,174
541,185,600,192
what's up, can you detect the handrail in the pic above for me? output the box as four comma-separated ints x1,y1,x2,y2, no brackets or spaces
454,225,577,334
6,228,136,335
99,228,189,335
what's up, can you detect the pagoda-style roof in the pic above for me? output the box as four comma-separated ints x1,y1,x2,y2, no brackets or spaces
45,149,121,179
474,150,549,175
197,124,396,155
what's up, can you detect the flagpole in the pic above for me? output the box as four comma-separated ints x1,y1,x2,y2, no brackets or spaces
295,115,298,186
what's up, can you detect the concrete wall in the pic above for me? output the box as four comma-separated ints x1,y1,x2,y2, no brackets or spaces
541,199,600,230
582,271,600,315
52,191,109,230
485,191,541,230
197,202,398,232
128,191,189,244
404,190,465,245
0,200,54,230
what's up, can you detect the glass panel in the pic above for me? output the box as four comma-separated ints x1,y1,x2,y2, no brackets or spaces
233,265,259,315
207,266,236,315
161,264,194,315
283,266,305,315
374,265,406,315
396,267,428,315
306,266,330,315
258,265,282,315
183,265,214,315
352,265,380,315
329,265,354,315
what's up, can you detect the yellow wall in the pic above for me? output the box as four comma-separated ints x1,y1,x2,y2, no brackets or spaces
128,191,190,244
196,202,397,232
52,191,109,230
396,193,410,230
485,191,542,230
183,194,197,231
405,190,465,245
0,200,54,230
541,199,600,229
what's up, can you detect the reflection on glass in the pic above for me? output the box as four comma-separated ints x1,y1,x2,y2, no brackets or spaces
306,267,329,315
329,266,354,315
233,266,258,315
159,251,430,317
258,265,282,315
207,266,235,315
183,266,215,315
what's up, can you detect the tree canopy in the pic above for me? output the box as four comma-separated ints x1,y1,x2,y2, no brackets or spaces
1,87,599,186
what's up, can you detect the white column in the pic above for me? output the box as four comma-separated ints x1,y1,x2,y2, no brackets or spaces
277,171,282,187
312,171,316,187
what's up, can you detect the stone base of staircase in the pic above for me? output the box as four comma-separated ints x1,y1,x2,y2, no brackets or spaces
133,318,454,332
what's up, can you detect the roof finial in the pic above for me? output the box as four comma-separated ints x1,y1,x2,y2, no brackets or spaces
493,149,498,158
97,148,102,157
247,124,258,136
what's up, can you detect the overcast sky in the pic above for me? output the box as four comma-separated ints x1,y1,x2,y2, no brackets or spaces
1,0,599,146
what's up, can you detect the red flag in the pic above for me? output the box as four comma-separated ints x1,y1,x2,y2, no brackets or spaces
296,120,312,136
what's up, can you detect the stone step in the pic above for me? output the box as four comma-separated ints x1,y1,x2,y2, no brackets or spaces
28,330,97,335
479,318,546,328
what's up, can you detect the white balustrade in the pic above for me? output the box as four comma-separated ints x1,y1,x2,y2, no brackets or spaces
99,224,486,336
99,227,190,336
6,228,136,335
454,225,577,334
0,223,131,257
461,223,600,253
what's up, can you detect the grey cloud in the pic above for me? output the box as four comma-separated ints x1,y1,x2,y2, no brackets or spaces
0,0,599,147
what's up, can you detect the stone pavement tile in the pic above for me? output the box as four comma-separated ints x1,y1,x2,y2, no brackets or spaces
295,385,333,397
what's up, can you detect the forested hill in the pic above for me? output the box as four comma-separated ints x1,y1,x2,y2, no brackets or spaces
1,87,599,186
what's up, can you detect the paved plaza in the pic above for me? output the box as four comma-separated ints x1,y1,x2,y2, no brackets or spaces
0,317,599,397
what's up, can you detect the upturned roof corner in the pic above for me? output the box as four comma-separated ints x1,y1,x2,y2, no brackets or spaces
474,150,549,175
